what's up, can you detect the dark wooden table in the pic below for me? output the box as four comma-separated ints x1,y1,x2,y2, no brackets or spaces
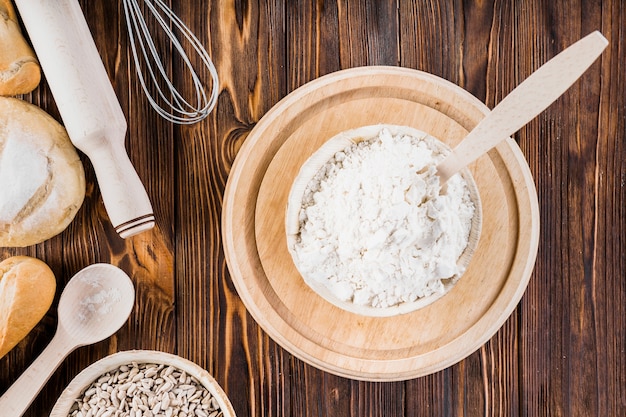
1,1,625,416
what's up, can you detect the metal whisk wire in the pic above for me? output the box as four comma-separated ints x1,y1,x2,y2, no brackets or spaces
122,0,219,124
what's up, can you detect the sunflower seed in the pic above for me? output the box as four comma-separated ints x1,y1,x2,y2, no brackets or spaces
67,362,224,417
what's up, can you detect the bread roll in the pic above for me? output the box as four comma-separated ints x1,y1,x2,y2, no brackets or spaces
0,256,56,358
0,97,85,247
0,0,41,95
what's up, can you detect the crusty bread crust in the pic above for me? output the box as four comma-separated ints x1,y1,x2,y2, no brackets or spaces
0,0,41,95
0,97,86,247
0,256,56,358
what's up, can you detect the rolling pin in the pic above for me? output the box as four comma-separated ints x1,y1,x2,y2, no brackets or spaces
13,0,155,238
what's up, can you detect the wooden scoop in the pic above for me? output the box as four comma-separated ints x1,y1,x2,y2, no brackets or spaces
436,31,609,183
0,264,135,417
13,0,155,238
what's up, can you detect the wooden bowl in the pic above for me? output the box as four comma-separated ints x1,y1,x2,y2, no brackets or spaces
222,66,540,381
284,124,483,317
50,350,236,417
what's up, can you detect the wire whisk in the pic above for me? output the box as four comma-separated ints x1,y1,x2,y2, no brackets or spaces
122,0,219,124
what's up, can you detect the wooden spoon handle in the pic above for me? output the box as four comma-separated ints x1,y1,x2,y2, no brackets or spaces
437,31,608,183
0,329,78,417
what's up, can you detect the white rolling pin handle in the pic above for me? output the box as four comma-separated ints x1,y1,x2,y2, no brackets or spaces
13,0,155,238
87,134,156,238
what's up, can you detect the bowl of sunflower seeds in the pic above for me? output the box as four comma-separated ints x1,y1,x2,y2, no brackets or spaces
50,350,236,417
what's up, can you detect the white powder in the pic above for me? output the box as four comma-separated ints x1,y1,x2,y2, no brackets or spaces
77,274,123,321
0,127,49,223
78,288,122,320
291,127,475,308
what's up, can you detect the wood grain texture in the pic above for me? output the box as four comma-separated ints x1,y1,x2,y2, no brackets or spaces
1,0,624,416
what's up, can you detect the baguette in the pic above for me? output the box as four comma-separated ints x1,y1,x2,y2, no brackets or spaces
0,256,56,358
0,0,40,95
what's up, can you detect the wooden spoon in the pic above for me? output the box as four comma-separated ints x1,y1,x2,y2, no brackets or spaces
436,31,608,183
0,264,135,417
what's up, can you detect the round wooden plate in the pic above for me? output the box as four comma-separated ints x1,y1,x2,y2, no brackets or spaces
222,66,539,381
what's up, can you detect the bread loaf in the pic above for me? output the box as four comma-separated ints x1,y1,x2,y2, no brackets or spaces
0,0,41,95
0,97,85,247
0,256,56,358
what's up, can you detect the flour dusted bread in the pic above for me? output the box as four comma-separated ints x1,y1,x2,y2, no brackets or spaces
0,0,41,95
0,97,85,247
0,256,56,358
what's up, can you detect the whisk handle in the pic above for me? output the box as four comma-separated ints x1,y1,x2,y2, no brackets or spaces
14,0,155,238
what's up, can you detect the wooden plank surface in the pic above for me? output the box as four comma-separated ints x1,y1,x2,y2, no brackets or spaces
1,0,624,416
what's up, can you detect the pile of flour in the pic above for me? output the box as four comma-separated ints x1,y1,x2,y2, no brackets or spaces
291,127,475,308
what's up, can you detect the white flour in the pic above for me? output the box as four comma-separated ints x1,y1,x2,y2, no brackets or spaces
0,128,49,223
291,127,475,308
79,288,122,320
78,274,123,322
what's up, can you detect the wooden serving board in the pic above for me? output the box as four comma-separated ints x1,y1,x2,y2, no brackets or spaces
222,66,539,381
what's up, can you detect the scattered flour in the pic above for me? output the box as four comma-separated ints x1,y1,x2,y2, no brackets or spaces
291,127,476,308
79,288,122,320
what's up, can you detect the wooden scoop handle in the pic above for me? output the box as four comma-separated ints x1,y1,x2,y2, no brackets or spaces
0,327,78,417
437,31,608,183
14,0,155,237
